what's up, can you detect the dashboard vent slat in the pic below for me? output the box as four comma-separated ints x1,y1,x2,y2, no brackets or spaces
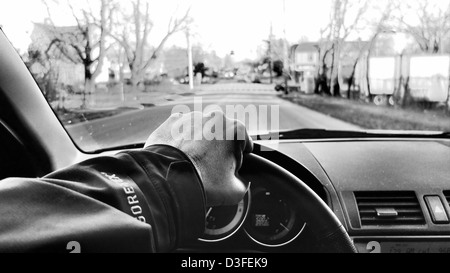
443,191,450,207
355,192,425,227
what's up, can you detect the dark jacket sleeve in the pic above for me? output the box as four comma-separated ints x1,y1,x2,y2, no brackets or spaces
0,145,206,253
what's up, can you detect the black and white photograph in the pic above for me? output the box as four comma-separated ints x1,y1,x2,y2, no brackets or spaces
0,0,450,259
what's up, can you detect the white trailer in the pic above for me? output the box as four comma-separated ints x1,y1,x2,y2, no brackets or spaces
408,55,450,103
369,57,397,96
363,57,398,105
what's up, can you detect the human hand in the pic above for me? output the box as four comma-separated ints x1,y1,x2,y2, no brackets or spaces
145,111,253,207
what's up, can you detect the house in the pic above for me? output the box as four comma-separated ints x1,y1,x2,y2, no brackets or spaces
291,42,320,90
291,42,320,71
29,22,114,88
29,22,85,88
290,42,320,93
290,41,369,94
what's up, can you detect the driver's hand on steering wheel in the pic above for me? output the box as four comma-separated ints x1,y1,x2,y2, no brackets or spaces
145,111,253,207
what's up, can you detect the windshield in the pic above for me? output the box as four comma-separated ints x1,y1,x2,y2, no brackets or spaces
1,0,450,152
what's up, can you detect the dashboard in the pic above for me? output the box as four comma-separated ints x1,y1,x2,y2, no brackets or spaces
181,138,450,253
196,180,307,251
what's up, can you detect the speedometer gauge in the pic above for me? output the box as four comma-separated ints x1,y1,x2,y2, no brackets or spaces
244,187,306,247
199,190,250,242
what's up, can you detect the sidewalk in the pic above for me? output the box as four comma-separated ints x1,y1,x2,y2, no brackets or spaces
52,82,196,111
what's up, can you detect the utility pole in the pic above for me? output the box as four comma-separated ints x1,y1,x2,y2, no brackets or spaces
186,28,194,90
268,22,274,84
282,0,289,63
282,0,289,94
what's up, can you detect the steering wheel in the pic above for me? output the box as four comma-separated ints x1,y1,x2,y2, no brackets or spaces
239,153,357,253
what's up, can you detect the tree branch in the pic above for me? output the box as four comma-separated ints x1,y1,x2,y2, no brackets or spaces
46,38,80,64
142,7,191,71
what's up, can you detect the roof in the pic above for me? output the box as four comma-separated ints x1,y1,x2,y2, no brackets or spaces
291,41,370,54
32,22,82,37
291,42,319,53
30,23,85,63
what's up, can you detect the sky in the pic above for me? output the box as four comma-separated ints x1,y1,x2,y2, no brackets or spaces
1,0,447,60
0,0,332,60
187,0,332,59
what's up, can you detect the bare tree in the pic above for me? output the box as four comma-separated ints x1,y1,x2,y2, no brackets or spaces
108,0,190,91
315,26,334,95
345,39,367,99
327,0,369,97
42,0,113,108
347,0,395,98
26,48,60,103
394,0,450,54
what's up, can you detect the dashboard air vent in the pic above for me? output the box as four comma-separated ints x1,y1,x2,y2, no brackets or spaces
444,191,450,206
355,192,425,227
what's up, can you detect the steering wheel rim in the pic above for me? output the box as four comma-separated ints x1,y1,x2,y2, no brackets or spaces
240,153,357,253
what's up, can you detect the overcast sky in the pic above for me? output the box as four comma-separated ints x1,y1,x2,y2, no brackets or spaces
187,0,332,59
1,0,447,60
0,0,334,59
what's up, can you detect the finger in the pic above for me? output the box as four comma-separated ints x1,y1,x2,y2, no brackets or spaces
231,121,253,174
170,112,184,119
203,110,225,129
244,131,254,153
234,144,244,172
223,176,248,206
234,120,254,153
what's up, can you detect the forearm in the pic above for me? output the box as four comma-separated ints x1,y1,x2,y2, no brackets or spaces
0,145,206,253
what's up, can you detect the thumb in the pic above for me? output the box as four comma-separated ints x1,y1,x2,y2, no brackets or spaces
220,175,249,206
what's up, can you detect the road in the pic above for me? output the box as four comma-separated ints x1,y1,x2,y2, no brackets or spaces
67,83,360,151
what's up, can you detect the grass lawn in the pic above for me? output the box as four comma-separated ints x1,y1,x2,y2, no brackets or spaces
283,93,450,132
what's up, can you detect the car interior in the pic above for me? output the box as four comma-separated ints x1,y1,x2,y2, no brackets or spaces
2,26,450,254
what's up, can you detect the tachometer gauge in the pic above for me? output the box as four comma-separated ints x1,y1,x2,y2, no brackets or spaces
244,187,306,247
199,190,250,242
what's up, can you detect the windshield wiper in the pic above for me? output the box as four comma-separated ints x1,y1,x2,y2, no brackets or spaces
253,129,450,141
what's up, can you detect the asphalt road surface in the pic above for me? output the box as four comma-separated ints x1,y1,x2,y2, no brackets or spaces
67,83,360,151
